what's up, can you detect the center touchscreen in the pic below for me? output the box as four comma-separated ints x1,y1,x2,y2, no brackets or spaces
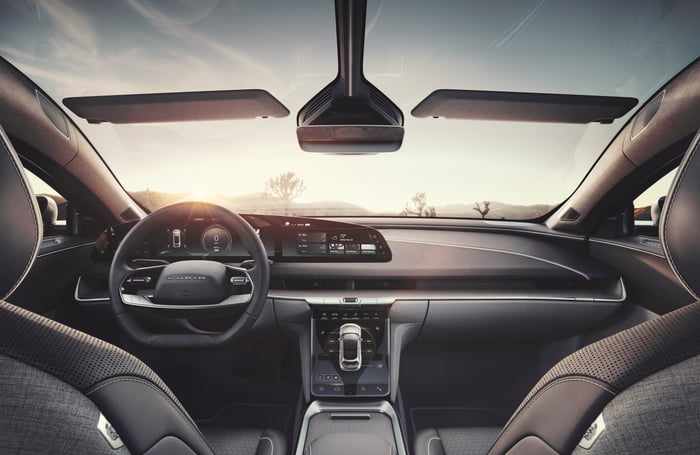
297,231,378,256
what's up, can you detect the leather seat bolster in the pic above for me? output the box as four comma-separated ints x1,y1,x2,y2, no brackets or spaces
87,376,214,455
144,436,198,455
504,436,558,455
489,376,615,455
661,130,700,298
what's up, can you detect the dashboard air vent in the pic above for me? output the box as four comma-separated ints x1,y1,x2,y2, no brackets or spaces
560,208,581,222
354,279,417,290
282,279,349,290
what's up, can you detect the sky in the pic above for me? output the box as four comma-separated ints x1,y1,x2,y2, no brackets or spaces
1,0,699,216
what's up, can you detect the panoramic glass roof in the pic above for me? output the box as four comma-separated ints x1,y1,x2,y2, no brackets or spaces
1,0,699,218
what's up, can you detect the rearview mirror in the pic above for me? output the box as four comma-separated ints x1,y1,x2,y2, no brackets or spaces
296,0,404,154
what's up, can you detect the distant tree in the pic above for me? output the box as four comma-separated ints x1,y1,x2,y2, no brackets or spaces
400,192,436,217
265,172,306,202
473,201,490,219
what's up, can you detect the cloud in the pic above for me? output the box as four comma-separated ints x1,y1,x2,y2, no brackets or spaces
126,0,281,85
37,0,100,59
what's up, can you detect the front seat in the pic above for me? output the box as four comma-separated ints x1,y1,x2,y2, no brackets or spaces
0,126,285,455
416,131,700,455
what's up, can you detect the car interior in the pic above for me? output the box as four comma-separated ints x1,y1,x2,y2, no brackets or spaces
2,1,700,454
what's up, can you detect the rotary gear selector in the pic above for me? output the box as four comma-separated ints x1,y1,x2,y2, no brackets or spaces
339,323,362,371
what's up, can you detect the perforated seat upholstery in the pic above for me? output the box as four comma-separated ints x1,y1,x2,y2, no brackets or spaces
415,131,700,455
0,126,285,454
415,427,501,455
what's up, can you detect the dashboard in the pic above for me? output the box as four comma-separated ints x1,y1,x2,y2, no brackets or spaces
94,214,393,263
81,212,629,345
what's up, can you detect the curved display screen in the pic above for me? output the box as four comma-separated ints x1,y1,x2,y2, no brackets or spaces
96,215,391,263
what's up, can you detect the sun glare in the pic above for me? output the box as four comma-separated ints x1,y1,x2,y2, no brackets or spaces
186,191,211,202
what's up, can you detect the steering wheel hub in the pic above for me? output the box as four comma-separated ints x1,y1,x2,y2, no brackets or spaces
154,260,228,306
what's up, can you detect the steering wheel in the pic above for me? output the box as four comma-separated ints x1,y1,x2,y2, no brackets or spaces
108,201,270,348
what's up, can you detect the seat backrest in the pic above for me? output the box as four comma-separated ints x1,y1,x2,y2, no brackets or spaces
0,126,41,300
488,130,700,455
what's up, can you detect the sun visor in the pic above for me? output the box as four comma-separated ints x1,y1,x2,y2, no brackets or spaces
411,90,638,124
63,89,289,124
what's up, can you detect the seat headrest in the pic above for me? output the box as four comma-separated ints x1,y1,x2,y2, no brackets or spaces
650,196,666,227
36,194,58,228
661,130,700,299
0,126,42,300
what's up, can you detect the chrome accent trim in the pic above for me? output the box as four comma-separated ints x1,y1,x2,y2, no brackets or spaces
294,401,407,455
74,276,110,303
37,241,95,258
578,413,606,450
589,238,666,259
120,264,254,310
309,318,315,399
270,278,627,303
97,413,124,449
330,413,372,419
385,238,590,279
120,292,252,310
303,296,397,305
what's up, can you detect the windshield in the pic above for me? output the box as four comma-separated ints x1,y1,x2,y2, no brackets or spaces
1,0,699,219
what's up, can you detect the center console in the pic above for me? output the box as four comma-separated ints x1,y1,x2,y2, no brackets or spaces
311,304,390,397
295,401,406,455
294,303,404,454
275,295,426,455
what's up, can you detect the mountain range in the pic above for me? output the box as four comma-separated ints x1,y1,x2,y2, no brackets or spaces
130,190,554,220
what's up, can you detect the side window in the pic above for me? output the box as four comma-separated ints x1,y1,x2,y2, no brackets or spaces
23,169,68,237
633,167,676,236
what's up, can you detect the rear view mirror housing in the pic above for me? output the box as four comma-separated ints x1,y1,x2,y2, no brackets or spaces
297,124,403,154
296,0,404,154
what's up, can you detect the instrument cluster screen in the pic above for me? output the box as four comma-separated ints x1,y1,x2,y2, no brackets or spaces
135,218,274,259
